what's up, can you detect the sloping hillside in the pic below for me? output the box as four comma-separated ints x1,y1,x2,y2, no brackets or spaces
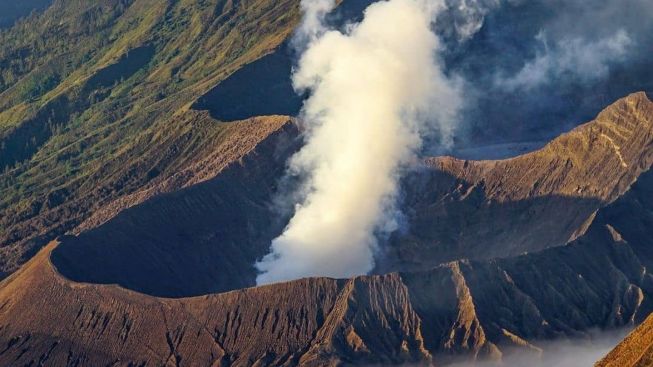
598,313,653,367
384,91,653,271
0,0,302,277
1,1,652,365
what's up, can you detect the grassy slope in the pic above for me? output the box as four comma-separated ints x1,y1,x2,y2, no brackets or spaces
0,0,301,275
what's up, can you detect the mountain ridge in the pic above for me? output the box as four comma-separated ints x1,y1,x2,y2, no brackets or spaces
2,160,653,365
1,1,653,365
0,93,651,365
382,91,653,272
42,92,653,299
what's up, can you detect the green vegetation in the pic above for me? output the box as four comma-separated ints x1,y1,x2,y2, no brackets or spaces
0,0,301,275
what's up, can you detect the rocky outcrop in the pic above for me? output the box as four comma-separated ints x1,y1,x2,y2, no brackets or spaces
431,92,653,202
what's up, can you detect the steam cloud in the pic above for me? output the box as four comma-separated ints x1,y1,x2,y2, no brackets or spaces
449,328,630,367
256,0,462,284
440,0,500,41
255,0,653,283
496,30,633,91
438,0,653,151
295,0,335,42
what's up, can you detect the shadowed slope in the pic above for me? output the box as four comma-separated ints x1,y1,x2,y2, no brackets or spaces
51,116,299,297
192,44,303,121
0,0,52,28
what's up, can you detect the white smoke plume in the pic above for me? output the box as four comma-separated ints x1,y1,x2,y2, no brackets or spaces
256,0,462,284
296,0,336,41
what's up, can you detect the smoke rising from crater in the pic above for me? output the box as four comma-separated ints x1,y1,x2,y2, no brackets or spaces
295,0,335,42
256,0,462,284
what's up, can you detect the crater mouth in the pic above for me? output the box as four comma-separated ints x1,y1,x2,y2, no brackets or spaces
50,121,299,298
